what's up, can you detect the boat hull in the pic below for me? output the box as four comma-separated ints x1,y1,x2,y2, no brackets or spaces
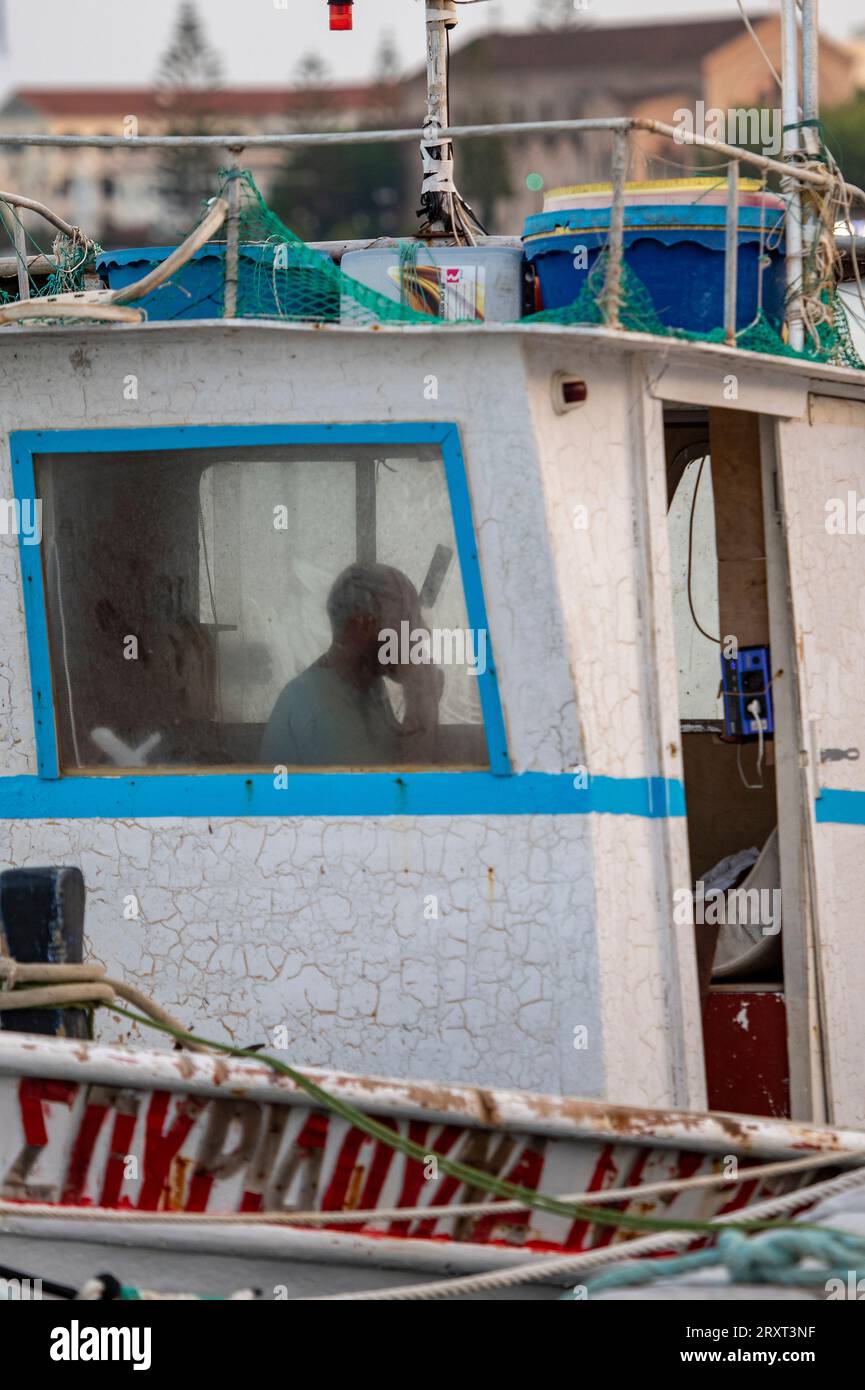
0,1033,859,1260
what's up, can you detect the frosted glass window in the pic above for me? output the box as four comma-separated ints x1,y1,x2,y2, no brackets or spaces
36,444,488,771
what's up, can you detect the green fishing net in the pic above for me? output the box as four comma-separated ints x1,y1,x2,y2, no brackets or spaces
0,199,101,304
206,169,861,368
527,245,864,369
5,166,860,369
221,168,432,325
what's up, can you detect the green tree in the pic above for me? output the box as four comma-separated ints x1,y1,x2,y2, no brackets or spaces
155,1,225,235
372,30,402,86
534,0,589,28
460,131,513,232
270,45,409,240
449,45,512,232
294,51,329,90
824,95,865,201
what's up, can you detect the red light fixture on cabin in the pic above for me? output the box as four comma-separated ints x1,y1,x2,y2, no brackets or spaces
328,1,353,30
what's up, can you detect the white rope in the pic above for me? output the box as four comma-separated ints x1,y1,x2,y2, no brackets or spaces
0,1153,845,1229
0,959,206,1050
735,0,783,90
306,1162,865,1301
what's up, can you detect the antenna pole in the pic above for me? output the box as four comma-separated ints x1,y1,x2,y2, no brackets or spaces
780,0,805,352
420,0,458,235
801,0,820,139
800,0,823,330
425,0,453,132
418,0,485,241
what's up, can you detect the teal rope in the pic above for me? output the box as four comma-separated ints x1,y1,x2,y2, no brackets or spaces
562,1227,865,1298
119,1286,228,1300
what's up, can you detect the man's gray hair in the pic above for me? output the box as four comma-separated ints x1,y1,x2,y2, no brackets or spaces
326,564,405,637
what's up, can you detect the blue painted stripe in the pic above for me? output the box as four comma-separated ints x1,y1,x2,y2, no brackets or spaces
815,789,865,825
0,772,687,821
10,423,456,455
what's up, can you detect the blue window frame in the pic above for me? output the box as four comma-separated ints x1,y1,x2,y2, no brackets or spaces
10,421,514,816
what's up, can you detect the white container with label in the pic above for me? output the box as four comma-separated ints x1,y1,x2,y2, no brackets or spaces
340,245,526,323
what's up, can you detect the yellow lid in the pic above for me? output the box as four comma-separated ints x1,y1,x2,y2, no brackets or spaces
546,178,764,197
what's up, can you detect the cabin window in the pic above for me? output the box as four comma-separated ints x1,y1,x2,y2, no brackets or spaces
34,442,490,772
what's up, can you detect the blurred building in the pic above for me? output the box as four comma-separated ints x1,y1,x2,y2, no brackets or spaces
0,14,859,247
0,85,386,246
399,14,859,231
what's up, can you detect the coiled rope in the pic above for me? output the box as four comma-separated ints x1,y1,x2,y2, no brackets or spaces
0,959,206,1051
578,1226,865,1297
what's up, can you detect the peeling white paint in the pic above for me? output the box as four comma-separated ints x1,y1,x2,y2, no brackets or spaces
779,398,865,1127
0,321,789,1110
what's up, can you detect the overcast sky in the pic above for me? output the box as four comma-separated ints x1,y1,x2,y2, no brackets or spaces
3,0,863,89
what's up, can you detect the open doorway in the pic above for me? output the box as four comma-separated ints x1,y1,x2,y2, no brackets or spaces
664,404,790,1118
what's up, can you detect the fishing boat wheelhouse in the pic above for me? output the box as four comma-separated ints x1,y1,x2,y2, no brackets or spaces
0,4,863,1286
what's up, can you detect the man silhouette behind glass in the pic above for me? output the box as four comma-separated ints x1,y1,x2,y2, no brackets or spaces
260,563,443,767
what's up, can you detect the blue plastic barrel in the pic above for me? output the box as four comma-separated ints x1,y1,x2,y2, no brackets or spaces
97,246,225,319
97,243,338,322
523,192,787,334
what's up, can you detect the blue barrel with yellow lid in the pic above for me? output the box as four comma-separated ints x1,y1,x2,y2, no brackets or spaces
523,178,787,334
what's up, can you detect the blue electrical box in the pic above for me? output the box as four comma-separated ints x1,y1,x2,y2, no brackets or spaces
721,645,774,739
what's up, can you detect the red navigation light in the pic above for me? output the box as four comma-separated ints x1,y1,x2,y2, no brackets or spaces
329,2,353,30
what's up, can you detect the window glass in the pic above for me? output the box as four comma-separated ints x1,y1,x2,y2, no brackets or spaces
667,454,724,722
36,444,488,771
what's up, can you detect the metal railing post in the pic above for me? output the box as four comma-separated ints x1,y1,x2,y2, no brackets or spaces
724,161,740,346
801,0,820,150
12,215,29,302
223,147,244,319
801,0,821,317
781,0,805,352
603,129,628,328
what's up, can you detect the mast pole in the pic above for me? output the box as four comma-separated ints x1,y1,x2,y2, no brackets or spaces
801,0,820,139
800,0,822,329
420,0,458,236
780,0,805,352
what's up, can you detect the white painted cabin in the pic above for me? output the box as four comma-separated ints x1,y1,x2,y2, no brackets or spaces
0,316,863,1128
